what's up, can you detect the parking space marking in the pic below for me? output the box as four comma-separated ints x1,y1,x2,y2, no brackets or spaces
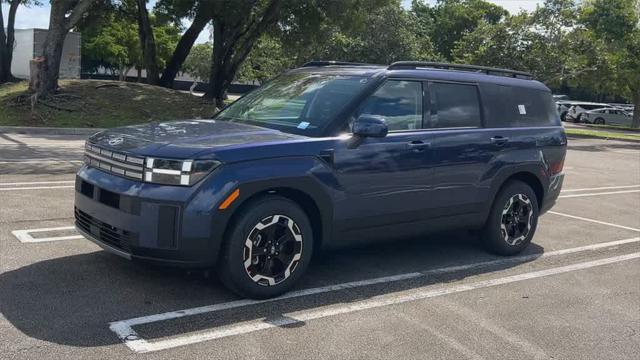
561,185,640,192
11,226,82,243
0,180,75,186
0,159,83,164
110,237,640,353
548,211,640,232
111,252,640,353
0,185,75,191
558,189,640,198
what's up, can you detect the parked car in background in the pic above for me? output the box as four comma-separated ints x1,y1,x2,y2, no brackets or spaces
581,107,634,126
608,103,635,112
557,101,610,122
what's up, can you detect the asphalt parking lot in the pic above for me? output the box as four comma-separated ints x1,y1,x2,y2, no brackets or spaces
1,132,639,359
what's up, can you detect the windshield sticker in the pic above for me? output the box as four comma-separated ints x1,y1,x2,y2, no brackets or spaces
518,105,527,115
297,121,311,129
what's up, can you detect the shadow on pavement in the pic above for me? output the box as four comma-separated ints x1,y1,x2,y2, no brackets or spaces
0,233,543,348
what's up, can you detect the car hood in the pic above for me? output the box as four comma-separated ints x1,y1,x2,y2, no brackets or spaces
88,120,305,158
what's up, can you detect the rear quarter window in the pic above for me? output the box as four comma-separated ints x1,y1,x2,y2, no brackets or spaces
483,84,558,127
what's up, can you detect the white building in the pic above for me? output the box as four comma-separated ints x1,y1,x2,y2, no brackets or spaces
10,28,81,79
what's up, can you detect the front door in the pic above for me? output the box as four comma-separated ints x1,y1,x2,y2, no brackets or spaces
331,79,434,234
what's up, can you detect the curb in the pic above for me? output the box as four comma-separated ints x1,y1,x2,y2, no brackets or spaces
566,134,640,144
0,126,104,136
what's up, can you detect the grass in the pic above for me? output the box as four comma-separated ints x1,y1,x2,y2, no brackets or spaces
565,127,640,142
582,123,640,132
0,80,216,128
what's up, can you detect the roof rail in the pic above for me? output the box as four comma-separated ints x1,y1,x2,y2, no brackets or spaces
387,61,533,79
302,60,376,67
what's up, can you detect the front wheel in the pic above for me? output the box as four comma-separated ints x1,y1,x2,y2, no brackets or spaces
482,181,539,256
218,196,313,299
594,117,605,125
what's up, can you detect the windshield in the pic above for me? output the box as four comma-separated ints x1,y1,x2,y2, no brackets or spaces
216,72,371,136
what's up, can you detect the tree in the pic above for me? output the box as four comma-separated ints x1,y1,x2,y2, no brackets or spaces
202,0,393,107
1,1,39,83
80,13,142,79
578,0,640,127
236,35,289,83
203,0,282,107
135,0,160,84
413,0,508,60
181,42,210,93
156,0,212,88
34,0,97,97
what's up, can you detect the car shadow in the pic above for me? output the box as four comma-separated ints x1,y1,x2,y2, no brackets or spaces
0,233,543,348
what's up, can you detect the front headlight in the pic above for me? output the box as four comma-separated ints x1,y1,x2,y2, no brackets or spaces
144,158,221,186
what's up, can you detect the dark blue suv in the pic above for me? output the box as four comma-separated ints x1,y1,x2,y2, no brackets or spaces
75,61,566,298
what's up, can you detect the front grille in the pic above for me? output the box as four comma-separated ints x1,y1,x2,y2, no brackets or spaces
84,143,145,180
75,208,138,251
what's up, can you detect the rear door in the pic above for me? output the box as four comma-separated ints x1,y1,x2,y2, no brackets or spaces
423,81,495,217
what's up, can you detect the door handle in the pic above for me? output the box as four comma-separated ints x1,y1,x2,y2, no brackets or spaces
490,136,509,146
407,140,430,151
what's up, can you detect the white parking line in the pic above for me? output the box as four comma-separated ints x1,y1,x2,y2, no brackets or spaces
561,184,640,192
0,180,75,186
11,226,82,243
548,211,640,232
110,237,640,353
111,251,640,353
0,159,83,164
0,185,75,191
558,189,640,198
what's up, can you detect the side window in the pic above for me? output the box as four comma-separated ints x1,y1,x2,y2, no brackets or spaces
495,85,557,127
357,80,423,131
429,82,481,128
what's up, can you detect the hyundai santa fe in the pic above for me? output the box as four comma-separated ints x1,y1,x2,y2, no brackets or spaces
75,61,567,299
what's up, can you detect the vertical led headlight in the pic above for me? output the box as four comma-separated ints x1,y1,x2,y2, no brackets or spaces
144,158,220,186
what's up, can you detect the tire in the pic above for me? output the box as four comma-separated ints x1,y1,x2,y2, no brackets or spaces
594,118,605,125
218,195,313,299
560,112,567,122
481,180,539,256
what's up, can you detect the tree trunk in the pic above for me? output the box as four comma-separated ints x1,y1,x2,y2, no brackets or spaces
203,0,282,107
204,23,232,108
136,0,160,85
0,0,20,83
159,11,209,88
632,87,640,129
0,5,6,83
35,0,95,97
35,27,67,96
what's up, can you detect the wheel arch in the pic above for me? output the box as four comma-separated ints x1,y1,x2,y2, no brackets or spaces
222,180,332,256
504,171,544,207
478,168,546,230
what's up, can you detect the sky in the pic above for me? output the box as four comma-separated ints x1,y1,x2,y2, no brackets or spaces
3,0,544,45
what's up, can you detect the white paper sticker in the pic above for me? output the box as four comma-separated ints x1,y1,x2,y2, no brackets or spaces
297,121,310,129
518,105,527,115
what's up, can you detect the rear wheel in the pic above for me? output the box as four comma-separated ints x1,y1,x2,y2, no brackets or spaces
218,196,313,299
594,117,605,125
482,181,539,255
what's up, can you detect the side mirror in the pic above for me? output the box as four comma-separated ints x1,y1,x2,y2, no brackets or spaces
352,115,388,138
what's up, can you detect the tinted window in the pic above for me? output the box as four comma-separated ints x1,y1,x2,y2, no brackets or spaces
357,80,423,131
429,82,481,128
494,85,557,127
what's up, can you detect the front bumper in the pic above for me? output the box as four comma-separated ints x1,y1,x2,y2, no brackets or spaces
74,166,228,268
